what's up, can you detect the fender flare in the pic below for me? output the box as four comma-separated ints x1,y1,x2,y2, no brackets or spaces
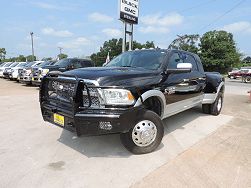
134,90,166,118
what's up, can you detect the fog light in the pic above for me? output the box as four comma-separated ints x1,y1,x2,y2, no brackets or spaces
99,122,112,130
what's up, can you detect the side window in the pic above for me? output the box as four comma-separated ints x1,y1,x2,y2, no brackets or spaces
168,52,182,69
72,61,83,69
80,61,92,67
183,54,199,71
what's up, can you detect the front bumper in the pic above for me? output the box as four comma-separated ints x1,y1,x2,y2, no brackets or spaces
3,72,10,78
20,76,32,84
41,104,143,136
32,76,42,86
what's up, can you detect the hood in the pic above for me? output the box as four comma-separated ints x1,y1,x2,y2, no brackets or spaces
63,67,163,87
43,65,60,71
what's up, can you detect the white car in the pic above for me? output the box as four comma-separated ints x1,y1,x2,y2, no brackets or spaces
0,62,15,78
9,62,27,80
20,62,42,84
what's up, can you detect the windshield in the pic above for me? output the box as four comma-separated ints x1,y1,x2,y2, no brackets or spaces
11,62,19,67
106,50,166,70
0,63,6,67
17,63,27,68
53,59,70,67
33,63,42,67
4,63,12,67
38,61,51,67
24,62,35,67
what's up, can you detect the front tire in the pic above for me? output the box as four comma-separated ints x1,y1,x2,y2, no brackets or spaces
120,110,164,154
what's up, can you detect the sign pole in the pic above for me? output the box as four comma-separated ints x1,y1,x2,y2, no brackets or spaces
122,22,126,52
119,0,139,52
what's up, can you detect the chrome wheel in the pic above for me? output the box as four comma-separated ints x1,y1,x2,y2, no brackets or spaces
217,97,222,112
132,120,157,147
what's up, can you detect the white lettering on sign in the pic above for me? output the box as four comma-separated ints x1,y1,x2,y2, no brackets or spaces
120,0,139,18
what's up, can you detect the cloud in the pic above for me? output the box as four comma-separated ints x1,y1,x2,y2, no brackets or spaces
141,13,184,27
221,21,251,34
139,12,183,34
102,28,122,37
138,26,169,34
31,2,75,11
88,12,114,23
41,27,73,37
58,37,91,49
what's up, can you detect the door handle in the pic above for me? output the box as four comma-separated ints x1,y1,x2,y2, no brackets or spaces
183,79,189,82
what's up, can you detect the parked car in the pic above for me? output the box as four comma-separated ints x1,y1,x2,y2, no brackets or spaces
19,62,42,84
32,58,94,86
40,49,225,154
228,68,240,79
0,62,15,78
241,69,251,83
9,62,27,80
31,61,56,86
3,62,24,79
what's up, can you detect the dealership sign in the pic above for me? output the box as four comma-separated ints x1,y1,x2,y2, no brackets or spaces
120,0,139,24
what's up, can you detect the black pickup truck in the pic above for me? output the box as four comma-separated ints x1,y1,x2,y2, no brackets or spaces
40,49,225,154
32,58,94,86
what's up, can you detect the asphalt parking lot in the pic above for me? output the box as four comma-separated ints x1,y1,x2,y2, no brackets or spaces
0,78,250,188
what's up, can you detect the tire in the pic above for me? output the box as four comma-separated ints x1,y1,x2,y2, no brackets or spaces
120,110,164,154
245,76,251,83
202,104,211,114
202,92,223,116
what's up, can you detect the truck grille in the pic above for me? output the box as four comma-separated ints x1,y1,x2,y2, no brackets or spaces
48,81,76,103
82,84,102,108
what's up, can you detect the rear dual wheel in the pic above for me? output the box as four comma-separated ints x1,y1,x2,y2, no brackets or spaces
120,110,164,154
245,76,251,83
202,92,223,116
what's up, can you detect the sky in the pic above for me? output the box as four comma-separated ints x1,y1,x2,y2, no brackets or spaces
0,0,251,59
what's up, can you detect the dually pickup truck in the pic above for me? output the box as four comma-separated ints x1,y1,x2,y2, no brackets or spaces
40,49,225,154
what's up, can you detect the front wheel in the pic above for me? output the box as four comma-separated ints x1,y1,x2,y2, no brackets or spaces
120,110,164,154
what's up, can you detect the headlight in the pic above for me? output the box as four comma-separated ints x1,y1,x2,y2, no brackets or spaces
102,89,135,105
42,69,50,75
25,69,31,74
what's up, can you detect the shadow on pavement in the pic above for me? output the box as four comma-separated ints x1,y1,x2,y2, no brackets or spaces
58,106,208,158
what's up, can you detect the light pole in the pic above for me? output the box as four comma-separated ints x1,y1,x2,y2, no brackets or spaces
58,47,63,55
58,47,63,59
30,32,35,61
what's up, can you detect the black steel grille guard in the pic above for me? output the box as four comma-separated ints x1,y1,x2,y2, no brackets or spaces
40,72,141,112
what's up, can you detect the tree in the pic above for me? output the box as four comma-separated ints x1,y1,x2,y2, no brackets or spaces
168,34,200,53
58,53,68,60
26,55,37,62
200,30,241,73
90,38,156,66
0,48,6,61
242,56,251,64
16,55,26,62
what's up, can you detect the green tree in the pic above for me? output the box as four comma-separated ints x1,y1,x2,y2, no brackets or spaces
200,30,241,73
90,38,155,66
0,48,6,61
242,56,251,64
15,55,26,62
26,55,37,62
168,34,200,53
58,53,68,60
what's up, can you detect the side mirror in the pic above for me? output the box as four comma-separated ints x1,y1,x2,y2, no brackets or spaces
165,63,192,74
